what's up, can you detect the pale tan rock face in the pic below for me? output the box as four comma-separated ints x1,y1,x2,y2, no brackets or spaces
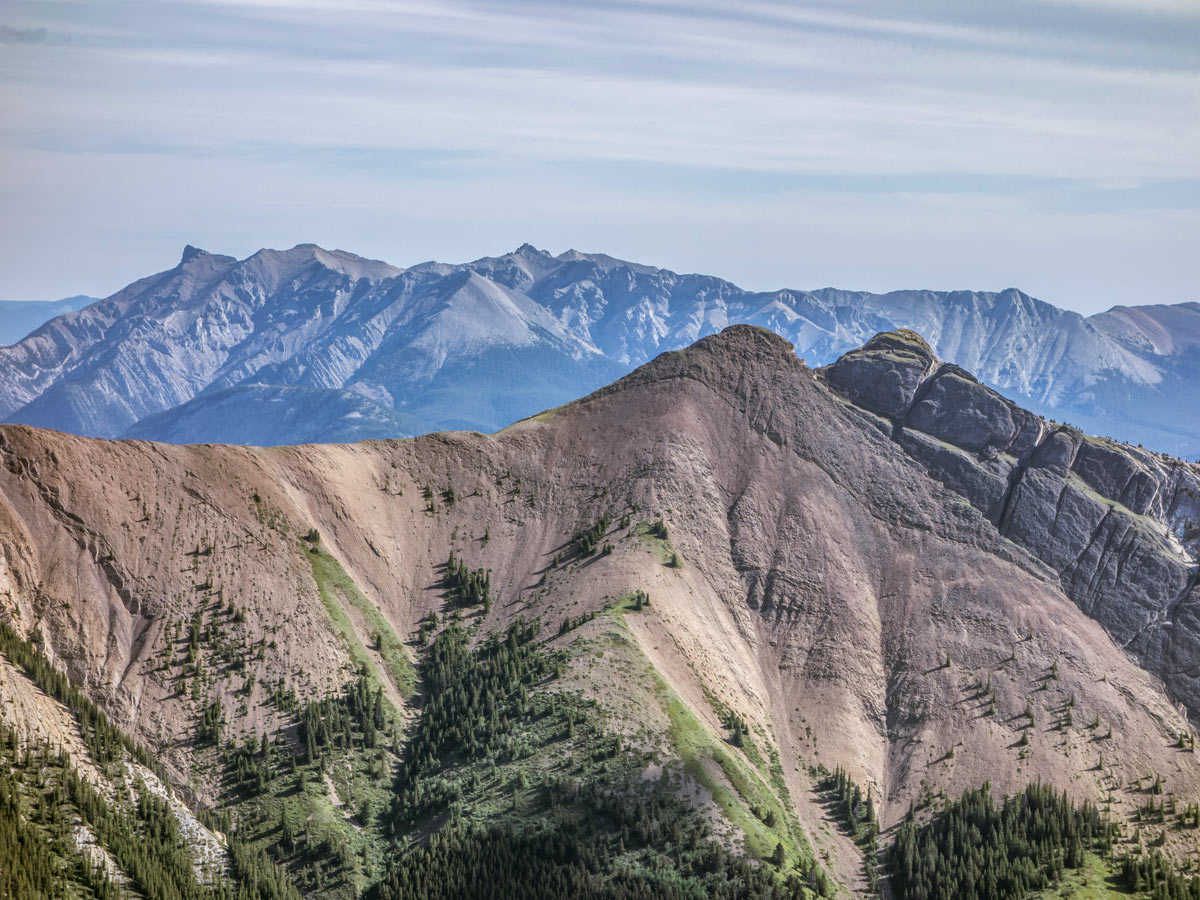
1,324,1199,858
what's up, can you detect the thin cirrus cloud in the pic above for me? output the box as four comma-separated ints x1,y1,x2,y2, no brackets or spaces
0,25,47,42
0,0,1196,312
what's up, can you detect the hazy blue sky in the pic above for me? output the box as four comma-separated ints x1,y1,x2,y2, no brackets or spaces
1,0,1197,312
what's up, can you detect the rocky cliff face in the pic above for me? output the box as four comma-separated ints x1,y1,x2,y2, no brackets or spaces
3,243,1199,454
3,323,1200,887
822,329,1200,717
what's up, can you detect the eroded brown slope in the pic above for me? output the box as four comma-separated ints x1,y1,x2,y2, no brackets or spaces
1,324,1197,865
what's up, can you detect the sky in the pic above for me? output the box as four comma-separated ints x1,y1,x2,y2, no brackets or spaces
0,0,1197,313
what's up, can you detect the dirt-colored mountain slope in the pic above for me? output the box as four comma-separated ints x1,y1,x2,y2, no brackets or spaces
2,325,1199,895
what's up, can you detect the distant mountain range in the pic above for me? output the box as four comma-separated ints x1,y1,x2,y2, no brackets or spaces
0,296,96,345
1,243,1198,455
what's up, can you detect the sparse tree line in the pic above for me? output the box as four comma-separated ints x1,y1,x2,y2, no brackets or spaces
820,766,880,893
0,625,299,900
443,550,493,611
573,513,612,556
558,590,652,636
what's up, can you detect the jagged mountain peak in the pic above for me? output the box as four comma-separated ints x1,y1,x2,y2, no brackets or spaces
466,243,563,290
554,247,663,275
178,244,210,265
238,243,403,283
4,244,1200,454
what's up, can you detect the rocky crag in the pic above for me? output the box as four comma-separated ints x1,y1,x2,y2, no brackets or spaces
823,329,1200,718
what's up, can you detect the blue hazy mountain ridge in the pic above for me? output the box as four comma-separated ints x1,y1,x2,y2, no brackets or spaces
0,296,96,345
1,242,1197,455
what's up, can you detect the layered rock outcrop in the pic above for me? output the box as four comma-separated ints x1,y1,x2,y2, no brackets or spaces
823,330,1200,715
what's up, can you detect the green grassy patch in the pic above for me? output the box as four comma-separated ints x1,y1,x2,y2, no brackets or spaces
700,685,770,776
305,540,416,698
630,520,677,565
587,604,815,877
654,669,812,872
1031,853,1130,899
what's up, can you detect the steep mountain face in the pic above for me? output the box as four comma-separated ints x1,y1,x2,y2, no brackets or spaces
2,243,1198,454
821,330,1200,718
1,326,1199,898
0,244,618,443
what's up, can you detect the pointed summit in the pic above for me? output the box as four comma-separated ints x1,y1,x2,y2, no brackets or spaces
180,244,209,265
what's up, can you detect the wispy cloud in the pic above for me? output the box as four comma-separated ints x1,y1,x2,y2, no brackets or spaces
0,0,1196,310
0,24,48,43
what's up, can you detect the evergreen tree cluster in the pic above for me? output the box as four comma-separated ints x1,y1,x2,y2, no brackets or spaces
417,612,439,644
0,627,300,900
228,840,306,900
0,719,299,900
443,551,492,610
301,672,387,764
573,513,611,556
0,622,160,774
69,771,207,900
1120,849,1200,898
725,712,750,748
199,698,224,746
225,734,275,797
373,622,816,900
394,619,548,800
219,670,389,892
890,782,1108,900
373,801,805,900
1180,802,1200,830
820,766,879,892
558,609,600,635
0,733,115,900
821,767,877,841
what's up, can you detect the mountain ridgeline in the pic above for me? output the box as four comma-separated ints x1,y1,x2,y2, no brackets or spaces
0,296,94,345
1,243,1199,456
1,325,1200,899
